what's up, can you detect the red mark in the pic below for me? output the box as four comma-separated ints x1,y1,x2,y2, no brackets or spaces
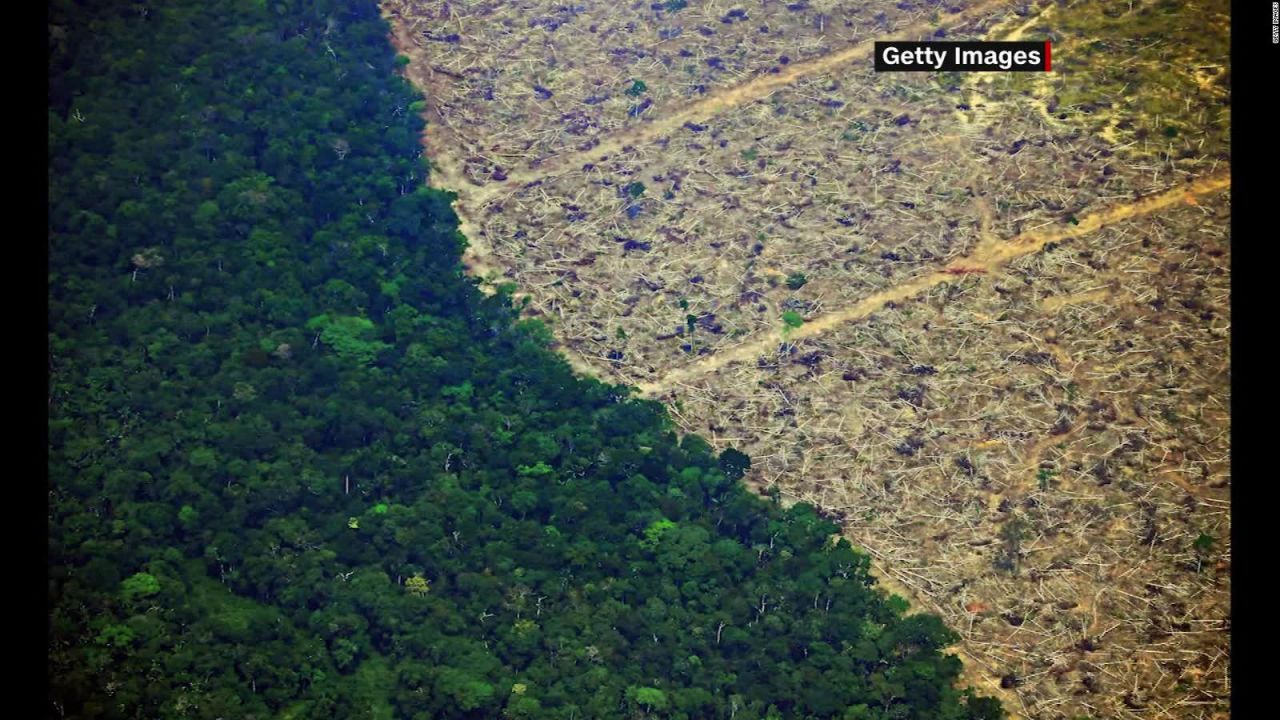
1045,40,1052,72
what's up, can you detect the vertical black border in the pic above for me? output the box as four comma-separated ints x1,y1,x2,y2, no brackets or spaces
37,0,56,716
1229,0,1254,716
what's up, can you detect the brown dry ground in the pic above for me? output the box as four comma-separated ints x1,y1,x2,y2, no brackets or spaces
384,1,1230,717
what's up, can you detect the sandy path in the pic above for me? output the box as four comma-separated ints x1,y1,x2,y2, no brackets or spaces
637,173,1230,397
466,0,1018,207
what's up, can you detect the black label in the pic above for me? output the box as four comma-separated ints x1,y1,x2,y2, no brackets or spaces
874,41,1051,72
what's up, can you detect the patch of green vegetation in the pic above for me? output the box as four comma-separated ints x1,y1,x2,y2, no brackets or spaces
935,71,964,90
888,83,926,103
121,572,161,603
625,79,647,97
626,181,646,198
782,311,805,329
786,272,808,290
306,314,392,365
840,119,869,141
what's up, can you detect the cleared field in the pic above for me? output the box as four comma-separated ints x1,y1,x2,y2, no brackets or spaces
664,190,1230,718
383,0,1008,184
464,67,983,384
386,0,1230,717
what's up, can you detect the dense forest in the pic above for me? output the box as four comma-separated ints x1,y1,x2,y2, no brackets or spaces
48,1,1004,718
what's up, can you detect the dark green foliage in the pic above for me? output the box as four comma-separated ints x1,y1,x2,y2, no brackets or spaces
625,79,648,97
719,448,752,481
48,2,1002,719
786,272,809,290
